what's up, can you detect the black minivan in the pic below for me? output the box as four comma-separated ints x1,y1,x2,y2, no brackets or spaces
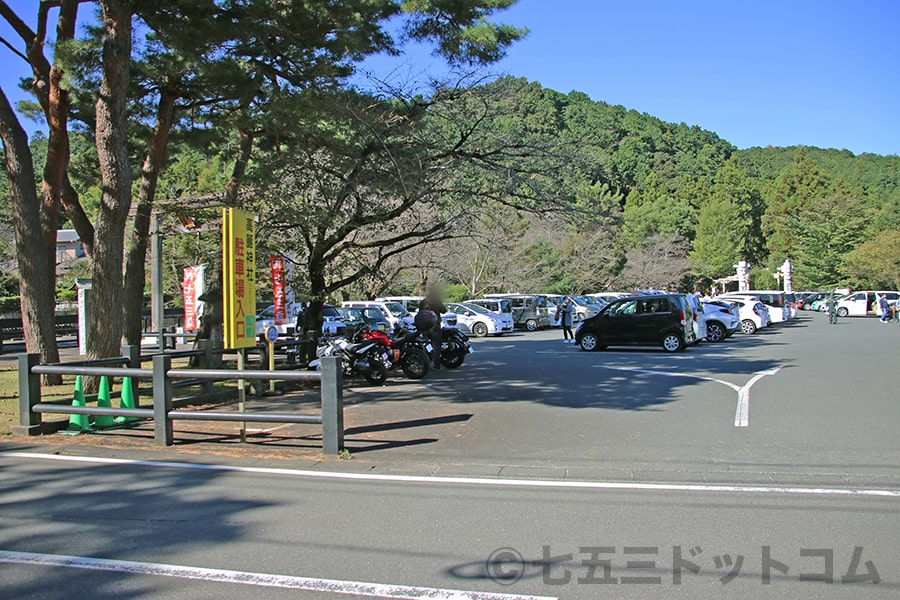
574,294,695,353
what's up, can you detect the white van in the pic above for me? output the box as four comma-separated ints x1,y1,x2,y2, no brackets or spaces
720,290,794,323
370,297,459,329
342,300,414,331
836,291,900,317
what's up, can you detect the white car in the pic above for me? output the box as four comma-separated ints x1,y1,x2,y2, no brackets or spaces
256,303,345,337
446,302,513,337
719,291,791,323
701,301,740,342
710,298,769,334
374,296,459,329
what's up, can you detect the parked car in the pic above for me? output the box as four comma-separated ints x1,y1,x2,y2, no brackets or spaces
257,303,345,337
797,292,824,310
375,296,459,329
445,302,514,337
465,297,513,317
342,300,414,331
586,292,628,303
483,294,552,331
701,301,740,342
710,298,769,334
719,291,792,323
548,295,601,325
835,290,900,317
337,306,391,337
574,294,695,353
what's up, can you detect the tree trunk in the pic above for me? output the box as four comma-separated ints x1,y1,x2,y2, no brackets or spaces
123,88,177,346
39,0,78,286
89,0,133,363
0,87,61,383
305,262,327,363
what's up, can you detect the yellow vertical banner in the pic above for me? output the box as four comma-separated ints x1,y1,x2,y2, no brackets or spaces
222,208,257,349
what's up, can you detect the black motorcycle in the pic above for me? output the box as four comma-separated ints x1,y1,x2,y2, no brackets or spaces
417,326,472,369
439,327,472,369
352,324,431,379
311,336,389,385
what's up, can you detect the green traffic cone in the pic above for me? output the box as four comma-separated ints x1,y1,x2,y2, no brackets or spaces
94,376,115,428
67,376,90,432
116,376,139,423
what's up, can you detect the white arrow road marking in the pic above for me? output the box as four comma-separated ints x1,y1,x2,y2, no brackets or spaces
600,365,783,427
0,550,556,600
734,366,783,427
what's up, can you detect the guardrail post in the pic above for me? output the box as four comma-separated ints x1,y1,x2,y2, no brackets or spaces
121,344,141,407
320,355,344,455
152,354,173,446
13,353,42,436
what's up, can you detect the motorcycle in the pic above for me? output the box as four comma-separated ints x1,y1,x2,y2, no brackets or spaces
310,336,389,385
415,326,472,369
353,324,431,379
438,327,472,369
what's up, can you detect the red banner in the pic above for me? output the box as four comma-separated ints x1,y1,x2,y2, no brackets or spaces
182,267,199,331
270,256,287,325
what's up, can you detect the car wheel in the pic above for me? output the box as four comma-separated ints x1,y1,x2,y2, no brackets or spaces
661,333,685,353
740,319,757,334
579,332,602,351
525,318,538,331
707,321,726,343
472,322,489,337
836,307,849,317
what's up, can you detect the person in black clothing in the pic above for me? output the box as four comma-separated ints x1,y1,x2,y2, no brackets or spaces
417,288,446,369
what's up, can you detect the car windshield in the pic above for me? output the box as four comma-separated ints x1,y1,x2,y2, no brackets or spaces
462,303,491,315
323,306,339,317
338,308,362,322
569,296,589,307
383,302,409,318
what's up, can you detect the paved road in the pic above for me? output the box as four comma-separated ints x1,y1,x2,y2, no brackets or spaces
0,451,896,599
1,311,898,598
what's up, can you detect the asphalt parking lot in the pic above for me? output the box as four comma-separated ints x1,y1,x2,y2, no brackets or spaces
11,311,899,490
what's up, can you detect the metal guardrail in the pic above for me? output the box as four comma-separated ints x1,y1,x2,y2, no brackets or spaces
15,347,345,455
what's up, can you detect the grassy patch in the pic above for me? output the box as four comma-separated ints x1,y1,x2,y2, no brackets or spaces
0,359,242,438
0,365,80,438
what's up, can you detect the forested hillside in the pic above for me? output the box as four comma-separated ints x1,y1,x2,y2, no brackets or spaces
6,77,900,309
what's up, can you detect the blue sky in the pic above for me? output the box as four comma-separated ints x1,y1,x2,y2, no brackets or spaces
366,0,900,156
2,0,898,156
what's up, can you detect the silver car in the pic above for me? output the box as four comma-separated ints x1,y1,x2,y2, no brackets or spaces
446,302,513,337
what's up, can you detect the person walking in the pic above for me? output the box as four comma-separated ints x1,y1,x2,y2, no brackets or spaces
827,291,839,325
557,297,575,343
877,293,890,323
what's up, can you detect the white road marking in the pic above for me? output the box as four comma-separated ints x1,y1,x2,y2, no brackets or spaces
0,550,556,600
2,452,898,498
600,365,784,427
734,366,783,427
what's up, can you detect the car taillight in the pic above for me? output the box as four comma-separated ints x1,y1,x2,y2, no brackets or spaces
679,310,686,325
693,312,699,322
753,306,761,316
721,308,732,315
